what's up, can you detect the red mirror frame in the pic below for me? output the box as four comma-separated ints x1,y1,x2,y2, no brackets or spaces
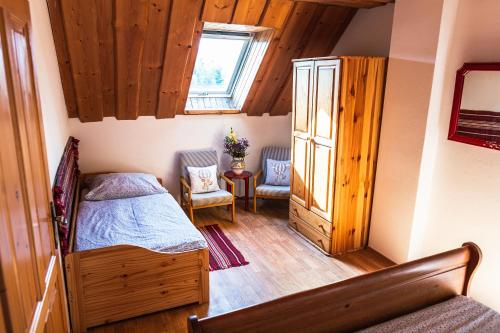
448,62,500,151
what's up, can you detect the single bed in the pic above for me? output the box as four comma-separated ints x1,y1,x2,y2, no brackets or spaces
63,174,209,332
53,143,209,333
188,242,500,333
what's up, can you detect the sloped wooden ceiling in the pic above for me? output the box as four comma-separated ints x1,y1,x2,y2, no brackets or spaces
47,0,391,122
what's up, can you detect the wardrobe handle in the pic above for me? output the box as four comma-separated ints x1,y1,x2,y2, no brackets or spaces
318,224,326,234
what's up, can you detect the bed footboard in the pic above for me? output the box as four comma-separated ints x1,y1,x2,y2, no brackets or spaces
66,245,209,332
188,243,481,333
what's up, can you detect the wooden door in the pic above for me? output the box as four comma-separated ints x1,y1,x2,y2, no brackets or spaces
308,59,340,222
0,0,69,331
291,60,313,208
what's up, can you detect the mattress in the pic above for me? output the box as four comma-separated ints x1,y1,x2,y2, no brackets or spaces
357,295,500,333
75,192,207,253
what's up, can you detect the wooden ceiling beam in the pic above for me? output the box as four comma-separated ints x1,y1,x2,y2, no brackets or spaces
202,0,238,23
46,0,79,118
176,19,204,115
259,0,294,33
61,0,104,122
245,2,319,116
293,0,393,8
115,0,148,120
270,5,356,116
138,0,172,117
231,0,268,26
96,0,115,118
49,0,367,121
156,0,204,118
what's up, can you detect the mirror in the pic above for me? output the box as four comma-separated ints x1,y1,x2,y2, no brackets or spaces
449,63,500,150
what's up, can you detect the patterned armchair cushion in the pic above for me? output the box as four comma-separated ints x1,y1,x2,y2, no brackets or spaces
264,159,291,186
256,184,290,197
187,165,220,194
185,190,233,207
260,146,291,183
84,173,166,201
179,149,220,181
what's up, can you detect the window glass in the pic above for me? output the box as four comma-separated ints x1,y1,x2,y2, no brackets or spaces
189,32,251,96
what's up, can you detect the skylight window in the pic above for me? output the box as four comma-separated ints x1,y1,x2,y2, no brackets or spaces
189,31,252,97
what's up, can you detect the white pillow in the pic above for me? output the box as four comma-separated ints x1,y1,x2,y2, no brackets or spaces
265,159,291,186
187,165,220,194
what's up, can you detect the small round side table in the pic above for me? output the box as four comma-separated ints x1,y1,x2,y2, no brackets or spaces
224,171,253,211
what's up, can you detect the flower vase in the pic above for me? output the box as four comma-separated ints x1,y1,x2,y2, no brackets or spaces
231,157,245,175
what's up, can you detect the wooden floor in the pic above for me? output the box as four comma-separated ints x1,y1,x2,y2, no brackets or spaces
90,200,393,333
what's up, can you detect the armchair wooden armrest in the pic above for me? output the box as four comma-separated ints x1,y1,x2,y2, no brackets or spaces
180,176,192,203
254,169,263,189
220,174,235,196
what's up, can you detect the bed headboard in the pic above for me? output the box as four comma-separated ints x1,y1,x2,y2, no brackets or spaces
53,136,80,255
188,242,482,333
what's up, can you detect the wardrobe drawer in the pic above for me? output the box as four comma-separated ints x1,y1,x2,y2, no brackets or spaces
289,214,332,254
289,200,332,237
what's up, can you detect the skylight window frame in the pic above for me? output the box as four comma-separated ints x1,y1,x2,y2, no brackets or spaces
188,30,254,98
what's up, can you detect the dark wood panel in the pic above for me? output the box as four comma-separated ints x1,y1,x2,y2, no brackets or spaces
46,0,79,118
176,18,203,115
232,0,267,26
49,0,360,120
61,0,104,122
270,5,355,115
202,0,237,23
95,0,115,117
138,0,172,116
296,0,393,8
157,0,203,118
259,0,294,33
115,0,148,120
245,2,319,116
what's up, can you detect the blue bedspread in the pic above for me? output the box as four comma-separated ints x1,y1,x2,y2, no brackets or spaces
75,193,207,253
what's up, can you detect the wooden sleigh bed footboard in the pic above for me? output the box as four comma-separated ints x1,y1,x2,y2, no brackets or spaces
66,245,209,332
188,242,481,333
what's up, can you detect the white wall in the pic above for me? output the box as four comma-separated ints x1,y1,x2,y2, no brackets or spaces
331,4,394,57
29,0,70,184
68,114,291,199
370,0,500,311
369,0,445,263
411,0,500,311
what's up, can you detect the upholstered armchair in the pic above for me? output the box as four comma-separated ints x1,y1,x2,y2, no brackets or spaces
253,146,291,212
179,149,236,223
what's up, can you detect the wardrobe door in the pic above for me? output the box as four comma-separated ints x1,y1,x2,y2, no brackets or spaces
291,60,313,208
308,59,340,222
0,8,39,331
0,0,69,331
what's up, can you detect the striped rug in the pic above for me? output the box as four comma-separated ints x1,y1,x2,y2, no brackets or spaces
198,224,249,271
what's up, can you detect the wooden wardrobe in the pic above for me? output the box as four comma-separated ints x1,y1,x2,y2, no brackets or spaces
0,0,69,331
289,56,386,255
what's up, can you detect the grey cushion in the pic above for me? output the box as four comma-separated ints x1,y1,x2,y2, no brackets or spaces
255,184,290,197
185,190,233,207
84,173,166,201
260,146,291,183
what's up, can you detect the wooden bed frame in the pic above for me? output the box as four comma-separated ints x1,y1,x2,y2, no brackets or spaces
188,242,481,333
64,174,209,332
